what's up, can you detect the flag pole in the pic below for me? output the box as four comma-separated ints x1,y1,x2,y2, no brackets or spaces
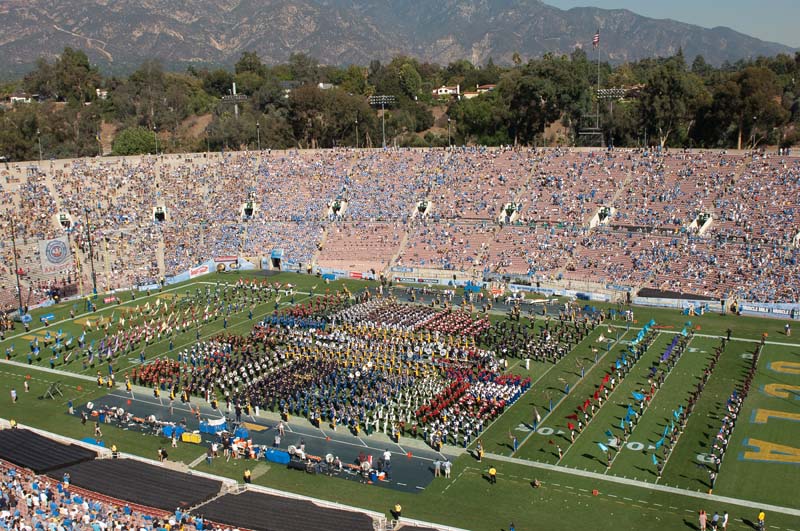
596,29,601,130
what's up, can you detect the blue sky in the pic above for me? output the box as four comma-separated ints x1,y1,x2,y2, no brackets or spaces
546,0,800,48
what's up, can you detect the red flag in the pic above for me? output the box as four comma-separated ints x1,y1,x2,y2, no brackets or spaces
567,422,575,431
593,30,600,49
549,440,555,445
583,399,591,410
602,373,610,383
593,390,600,401
566,413,579,420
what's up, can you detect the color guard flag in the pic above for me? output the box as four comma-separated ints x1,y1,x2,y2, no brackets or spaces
632,391,645,401
593,30,600,49
655,437,665,449
620,419,625,429
605,430,613,438
663,425,670,437
598,442,609,453
651,454,658,465
568,422,575,431
534,408,542,424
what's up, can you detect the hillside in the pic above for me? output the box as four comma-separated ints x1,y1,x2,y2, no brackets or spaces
0,0,794,77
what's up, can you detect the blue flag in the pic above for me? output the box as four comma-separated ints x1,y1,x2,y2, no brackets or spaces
673,409,680,420
655,437,664,449
632,391,645,401
651,454,658,465
597,442,609,453
605,430,613,438
663,425,670,437
627,406,636,417
620,419,625,430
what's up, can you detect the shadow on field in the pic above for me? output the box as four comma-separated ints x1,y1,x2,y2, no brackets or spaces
582,452,605,466
682,519,699,530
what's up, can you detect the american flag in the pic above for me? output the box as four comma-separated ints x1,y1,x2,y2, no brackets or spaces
593,30,600,49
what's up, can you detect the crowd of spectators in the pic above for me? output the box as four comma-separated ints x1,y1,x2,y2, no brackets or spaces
0,461,218,531
1,147,798,310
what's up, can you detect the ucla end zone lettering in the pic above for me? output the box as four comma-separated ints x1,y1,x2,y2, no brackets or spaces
740,358,800,465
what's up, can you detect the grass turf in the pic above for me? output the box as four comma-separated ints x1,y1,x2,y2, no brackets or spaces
1,271,799,531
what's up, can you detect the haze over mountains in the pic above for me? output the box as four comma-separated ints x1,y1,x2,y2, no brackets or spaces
1,0,795,76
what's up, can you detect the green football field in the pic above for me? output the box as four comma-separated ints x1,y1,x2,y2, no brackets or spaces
1,271,799,531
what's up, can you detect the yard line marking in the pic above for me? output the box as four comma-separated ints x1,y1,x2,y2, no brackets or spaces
623,497,633,501
607,332,688,474
188,454,207,468
607,494,617,498
521,329,630,460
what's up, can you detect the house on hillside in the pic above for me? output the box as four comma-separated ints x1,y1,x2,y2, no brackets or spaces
432,85,460,99
477,84,496,94
9,93,32,104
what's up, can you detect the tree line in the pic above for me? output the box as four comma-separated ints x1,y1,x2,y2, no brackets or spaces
0,47,798,160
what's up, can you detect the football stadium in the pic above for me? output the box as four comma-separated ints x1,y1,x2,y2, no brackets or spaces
0,147,798,531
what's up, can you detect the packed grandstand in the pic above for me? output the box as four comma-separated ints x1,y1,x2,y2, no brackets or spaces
2,146,799,314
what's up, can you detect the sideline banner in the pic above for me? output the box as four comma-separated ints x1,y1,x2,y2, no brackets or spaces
189,264,210,279
39,236,72,274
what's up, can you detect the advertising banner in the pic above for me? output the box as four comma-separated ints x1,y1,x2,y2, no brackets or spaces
189,264,210,279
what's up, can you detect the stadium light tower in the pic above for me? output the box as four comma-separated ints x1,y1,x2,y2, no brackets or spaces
7,215,25,316
153,125,159,155
83,207,98,295
369,95,395,148
222,82,248,119
256,121,261,151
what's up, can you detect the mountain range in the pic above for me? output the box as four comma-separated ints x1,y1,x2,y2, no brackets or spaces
0,0,795,77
